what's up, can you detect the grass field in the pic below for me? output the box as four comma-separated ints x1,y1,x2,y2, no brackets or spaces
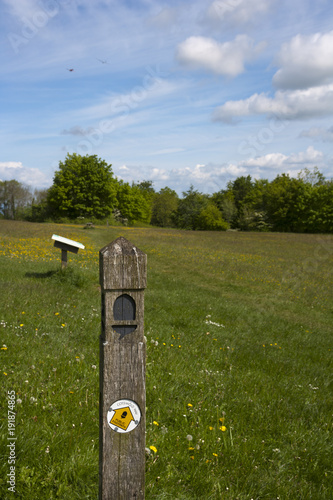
0,220,332,499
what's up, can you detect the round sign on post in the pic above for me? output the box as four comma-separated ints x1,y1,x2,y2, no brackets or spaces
107,399,141,433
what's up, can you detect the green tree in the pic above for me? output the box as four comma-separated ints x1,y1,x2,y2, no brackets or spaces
0,180,32,219
196,204,229,231
263,174,310,232
298,166,326,187
172,185,208,230
47,154,117,219
211,190,238,227
151,187,179,227
116,182,152,224
227,175,254,211
305,181,333,233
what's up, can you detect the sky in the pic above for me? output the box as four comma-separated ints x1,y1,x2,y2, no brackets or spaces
1,0,333,195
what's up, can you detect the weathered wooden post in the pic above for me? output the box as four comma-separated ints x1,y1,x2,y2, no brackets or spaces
99,236,147,499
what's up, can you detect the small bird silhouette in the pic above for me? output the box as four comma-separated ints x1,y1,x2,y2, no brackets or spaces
97,58,108,64
67,68,74,72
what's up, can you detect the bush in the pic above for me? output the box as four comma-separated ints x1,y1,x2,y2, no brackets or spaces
196,204,229,231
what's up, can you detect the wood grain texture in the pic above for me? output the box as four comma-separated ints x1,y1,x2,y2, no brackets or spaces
99,237,146,499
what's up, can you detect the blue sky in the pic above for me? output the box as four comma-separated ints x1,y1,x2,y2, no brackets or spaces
1,0,333,194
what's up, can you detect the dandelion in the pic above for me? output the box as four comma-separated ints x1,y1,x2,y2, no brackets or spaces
187,403,193,408
153,421,159,426
1,346,7,350
209,426,213,430
220,426,227,432
186,434,193,441
149,445,157,453
213,453,218,457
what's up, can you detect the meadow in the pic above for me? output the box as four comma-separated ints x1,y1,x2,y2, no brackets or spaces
0,220,332,499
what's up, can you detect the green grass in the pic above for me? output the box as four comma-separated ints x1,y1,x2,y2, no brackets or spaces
0,220,332,499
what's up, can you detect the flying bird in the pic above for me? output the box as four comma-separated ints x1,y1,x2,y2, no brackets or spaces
67,68,74,72
97,58,108,64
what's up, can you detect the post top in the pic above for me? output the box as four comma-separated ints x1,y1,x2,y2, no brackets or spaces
99,236,147,290
100,236,145,258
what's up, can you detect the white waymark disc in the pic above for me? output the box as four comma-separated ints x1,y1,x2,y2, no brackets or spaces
107,399,141,433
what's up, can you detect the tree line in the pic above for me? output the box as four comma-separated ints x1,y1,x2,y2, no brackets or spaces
1,153,332,233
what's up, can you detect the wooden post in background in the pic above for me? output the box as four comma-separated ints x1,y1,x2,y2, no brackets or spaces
99,237,147,499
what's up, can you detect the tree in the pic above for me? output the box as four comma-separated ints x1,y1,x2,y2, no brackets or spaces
263,174,310,232
151,187,178,227
196,204,229,231
298,166,326,187
0,180,32,219
172,185,208,230
116,182,152,224
305,181,333,233
227,175,254,211
47,153,117,219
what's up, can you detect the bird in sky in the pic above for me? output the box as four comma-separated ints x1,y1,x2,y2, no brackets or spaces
97,58,108,64
67,68,74,72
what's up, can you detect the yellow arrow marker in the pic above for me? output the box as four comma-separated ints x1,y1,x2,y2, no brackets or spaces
110,407,134,431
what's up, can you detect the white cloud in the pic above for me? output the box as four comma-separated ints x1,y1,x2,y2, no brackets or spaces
114,161,248,194
238,146,324,173
206,0,273,26
176,35,265,77
299,126,333,143
273,31,333,90
213,84,333,122
0,161,50,188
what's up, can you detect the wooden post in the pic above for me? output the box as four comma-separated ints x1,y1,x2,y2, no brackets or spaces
61,249,68,269
51,234,85,269
99,237,147,500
